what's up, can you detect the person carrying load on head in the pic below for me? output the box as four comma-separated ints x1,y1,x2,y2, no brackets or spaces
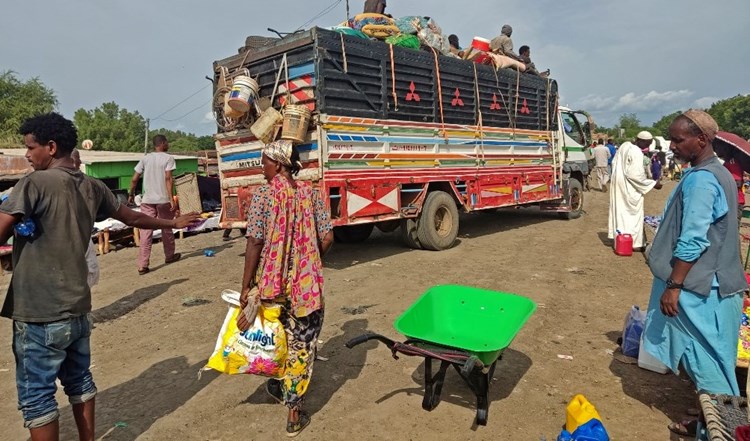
238,140,334,437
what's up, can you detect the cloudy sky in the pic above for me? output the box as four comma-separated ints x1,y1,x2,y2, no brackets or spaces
2,0,748,136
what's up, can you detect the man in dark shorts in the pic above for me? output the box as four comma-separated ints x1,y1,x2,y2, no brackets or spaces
0,113,199,440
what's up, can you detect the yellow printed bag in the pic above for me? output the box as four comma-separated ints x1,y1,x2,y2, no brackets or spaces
205,290,287,378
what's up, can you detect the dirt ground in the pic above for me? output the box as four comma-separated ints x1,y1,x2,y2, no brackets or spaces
0,180,710,440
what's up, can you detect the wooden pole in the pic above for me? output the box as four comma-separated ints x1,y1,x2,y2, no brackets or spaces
144,118,150,153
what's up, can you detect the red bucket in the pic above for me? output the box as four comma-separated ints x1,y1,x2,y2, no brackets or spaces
471,37,491,52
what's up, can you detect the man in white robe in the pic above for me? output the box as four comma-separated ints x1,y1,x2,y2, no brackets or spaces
608,131,661,250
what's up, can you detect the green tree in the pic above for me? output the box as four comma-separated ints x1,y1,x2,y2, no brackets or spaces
148,128,214,152
74,102,146,152
707,95,750,139
650,111,682,138
615,113,646,142
0,71,58,147
618,113,641,130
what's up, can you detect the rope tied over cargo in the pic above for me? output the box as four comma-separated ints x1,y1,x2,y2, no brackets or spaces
389,44,398,111
429,47,447,139
269,53,289,108
339,33,349,73
513,68,521,139
491,68,515,133
545,78,551,133
237,44,253,72
472,63,485,166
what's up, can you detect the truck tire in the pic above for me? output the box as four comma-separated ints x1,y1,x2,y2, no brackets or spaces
417,191,459,250
400,218,422,249
333,224,374,243
560,178,584,220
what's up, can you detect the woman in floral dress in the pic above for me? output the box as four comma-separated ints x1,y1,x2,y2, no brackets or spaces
237,140,334,437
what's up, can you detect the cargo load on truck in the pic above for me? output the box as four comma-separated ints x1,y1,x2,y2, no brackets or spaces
212,23,592,250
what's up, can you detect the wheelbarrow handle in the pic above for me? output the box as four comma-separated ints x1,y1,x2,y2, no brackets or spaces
345,333,396,349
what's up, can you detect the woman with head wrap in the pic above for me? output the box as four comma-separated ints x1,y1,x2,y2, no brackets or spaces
238,140,334,437
640,110,747,437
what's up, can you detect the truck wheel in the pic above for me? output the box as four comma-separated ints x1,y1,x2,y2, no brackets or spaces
560,178,583,220
417,191,459,250
333,224,374,243
400,218,422,249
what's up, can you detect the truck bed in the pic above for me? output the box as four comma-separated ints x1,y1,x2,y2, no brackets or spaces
213,28,567,230
214,27,558,131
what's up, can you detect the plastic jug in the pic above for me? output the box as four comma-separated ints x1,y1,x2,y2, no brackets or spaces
558,419,610,441
614,231,633,256
565,394,603,433
637,334,669,374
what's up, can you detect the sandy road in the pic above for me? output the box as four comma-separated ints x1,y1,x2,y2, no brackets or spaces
0,181,698,440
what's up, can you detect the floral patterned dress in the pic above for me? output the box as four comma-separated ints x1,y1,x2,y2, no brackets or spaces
246,174,332,407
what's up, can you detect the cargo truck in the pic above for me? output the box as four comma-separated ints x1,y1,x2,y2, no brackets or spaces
212,27,593,250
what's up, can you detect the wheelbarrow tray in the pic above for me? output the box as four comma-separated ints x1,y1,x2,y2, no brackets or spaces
394,285,536,366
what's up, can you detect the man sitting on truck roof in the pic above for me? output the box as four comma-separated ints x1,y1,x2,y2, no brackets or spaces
363,0,386,14
490,25,522,61
448,34,464,58
519,45,550,78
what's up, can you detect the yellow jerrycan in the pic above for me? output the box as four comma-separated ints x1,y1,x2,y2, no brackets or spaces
565,394,602,433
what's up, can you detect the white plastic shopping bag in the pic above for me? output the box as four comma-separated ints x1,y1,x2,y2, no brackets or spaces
204,290,287,377
621,306,646,358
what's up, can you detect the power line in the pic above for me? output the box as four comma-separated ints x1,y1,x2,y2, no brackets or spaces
158,98,213,122
296,0,343,31
150,83,212,121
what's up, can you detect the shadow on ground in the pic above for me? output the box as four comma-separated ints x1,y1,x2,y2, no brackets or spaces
598,232,612,247
371,347,533,429
606,328,696,427
179,241,235,260
241,318,372,418
325,209,558,270
91,278,188,323
57,356,218,441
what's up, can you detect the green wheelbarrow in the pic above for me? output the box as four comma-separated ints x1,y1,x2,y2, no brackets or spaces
346,285,536,426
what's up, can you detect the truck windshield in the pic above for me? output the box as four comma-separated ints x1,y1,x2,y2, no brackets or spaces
561,112,586,147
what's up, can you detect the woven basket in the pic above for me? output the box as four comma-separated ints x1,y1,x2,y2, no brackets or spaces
175,173,203,214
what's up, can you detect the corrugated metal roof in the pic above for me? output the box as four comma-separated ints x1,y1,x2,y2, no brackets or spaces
0,154,32,180
0,149,197,164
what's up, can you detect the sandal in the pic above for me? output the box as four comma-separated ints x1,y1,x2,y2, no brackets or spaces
165,253,182,264
668,419,698,437
286,412,310,438
138,267,150,275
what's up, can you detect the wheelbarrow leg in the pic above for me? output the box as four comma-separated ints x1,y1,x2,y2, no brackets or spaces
422,358,451,411
455,360,498,426
475,362,497,426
